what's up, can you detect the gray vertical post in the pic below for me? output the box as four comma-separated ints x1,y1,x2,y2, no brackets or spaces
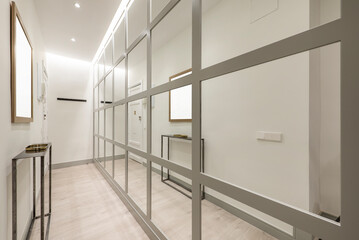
33,157,36,218
192,0,202,239
125,9,129,193
49,146,52,213
341,1,359,239
12,160,17,240
41,156,45,240
146,0,152,217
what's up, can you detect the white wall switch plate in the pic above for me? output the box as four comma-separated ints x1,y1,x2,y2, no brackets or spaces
256,131,282,142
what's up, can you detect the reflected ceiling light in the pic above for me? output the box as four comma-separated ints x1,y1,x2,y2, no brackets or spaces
74,2,80,8
71,38,76,42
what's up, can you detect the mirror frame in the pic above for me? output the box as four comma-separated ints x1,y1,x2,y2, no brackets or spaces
11,1,33,123
169,69,192,122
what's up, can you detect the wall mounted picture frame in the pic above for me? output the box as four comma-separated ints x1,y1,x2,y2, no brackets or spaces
11,1,33,123
169,69,192,122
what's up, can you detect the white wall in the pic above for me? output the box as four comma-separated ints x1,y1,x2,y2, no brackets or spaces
47,53,93,165
0,0,46,239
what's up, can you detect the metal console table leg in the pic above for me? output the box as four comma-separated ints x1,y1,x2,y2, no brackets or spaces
12,143,52,240
160,135,205,199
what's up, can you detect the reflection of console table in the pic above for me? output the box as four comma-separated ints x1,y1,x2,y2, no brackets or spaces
160,135,204,199
12,143,52,240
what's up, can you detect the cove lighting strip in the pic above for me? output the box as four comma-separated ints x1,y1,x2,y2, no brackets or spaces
91,0,133,64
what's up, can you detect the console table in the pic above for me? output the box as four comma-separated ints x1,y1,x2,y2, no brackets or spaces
160,135,204,199
12,143,52,240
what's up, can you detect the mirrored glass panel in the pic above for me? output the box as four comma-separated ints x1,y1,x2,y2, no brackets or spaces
114,19,126,63
127,0,147,46
105,142,114,176
94,137,99,161
151,89,192,169
99,138,105,166
99,53,105,80
105,71,113,104
202,186,294,239
115,104,125,144
105,108,113,140
114,145,126,189
128,39,147,96
94,87,98,110
152,0,192,87
150,0,170,21
94,62,99,85
151,162,192,239
94,111,98,135
99,80,104,108
105,38,113,74
99,110,104,137
202,0,341,68
128,152,147,213
114,60,125,102
128,97,147,152
201,43,341,219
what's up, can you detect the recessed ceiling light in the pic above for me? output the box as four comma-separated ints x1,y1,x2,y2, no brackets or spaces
74,2,80,8
71,38,76,42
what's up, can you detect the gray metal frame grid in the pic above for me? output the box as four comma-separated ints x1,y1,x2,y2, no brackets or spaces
91,1,359,240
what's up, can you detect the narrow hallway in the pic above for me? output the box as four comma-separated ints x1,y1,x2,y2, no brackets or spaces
29,164,149,240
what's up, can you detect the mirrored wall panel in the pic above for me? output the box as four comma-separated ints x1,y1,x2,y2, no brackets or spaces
128,39,147,96
114,104,125,144
99,80,104,108
151,162,192,240
114,19,126,63
94,62,99,85
127,0,147,46
114,145,126,189
128,98,147,152
99,138,105,166
151,90,192,170
94,87,99,110
151,0,192,87
201,0,341,68
105,142,114,176
114,60,125,102
99,110,104,137
150,0,171,21
105,108,113,140
128,152,147,214
201,43,341,219
105,38,113,74
94,137,99,161
202,186,294,239
94,111,98,135
105,71,113,104
99,53,105,80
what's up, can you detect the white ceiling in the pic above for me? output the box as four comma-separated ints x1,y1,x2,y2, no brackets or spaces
34,0,122,61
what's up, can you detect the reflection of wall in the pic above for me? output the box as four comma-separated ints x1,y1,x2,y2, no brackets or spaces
128,39,147,90
202,0,309,68
202,53,309,234
0,0,46,239
152,92,192,169
150,0,340,235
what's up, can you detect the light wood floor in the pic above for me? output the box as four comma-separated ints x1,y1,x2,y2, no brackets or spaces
112,159,277,240
29,164,149,240
29,161,277,240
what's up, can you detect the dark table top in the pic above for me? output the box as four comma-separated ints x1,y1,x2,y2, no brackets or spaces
161,135,204,141
12,143,52,160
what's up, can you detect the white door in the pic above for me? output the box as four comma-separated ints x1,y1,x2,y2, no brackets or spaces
128,84,144,163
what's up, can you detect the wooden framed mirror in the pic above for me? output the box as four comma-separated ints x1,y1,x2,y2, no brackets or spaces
11,1,33,123
169,69,192,122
